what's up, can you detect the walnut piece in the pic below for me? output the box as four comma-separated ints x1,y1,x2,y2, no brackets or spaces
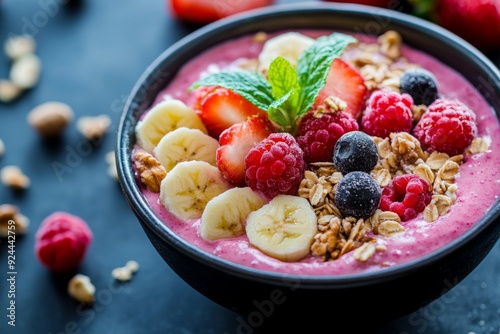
68,274,95,304
77,114,112,141
27,101,74,137
112,260,139,282
4,34,36,60
0,204,29,237
0,80,23,103
1,165,30,190
134,151,166,193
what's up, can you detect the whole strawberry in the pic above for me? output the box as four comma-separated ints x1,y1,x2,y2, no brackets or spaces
245,133,306,200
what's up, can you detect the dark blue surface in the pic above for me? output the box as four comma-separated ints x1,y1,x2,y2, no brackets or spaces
0,1,499,333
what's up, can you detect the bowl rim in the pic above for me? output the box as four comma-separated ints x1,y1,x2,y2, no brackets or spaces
116,2,500,287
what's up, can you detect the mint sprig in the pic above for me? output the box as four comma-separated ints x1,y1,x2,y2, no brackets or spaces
190,32,357,134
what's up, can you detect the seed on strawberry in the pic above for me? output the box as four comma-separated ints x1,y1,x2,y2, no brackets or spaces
297,107,359,163
35,212,93,272
412,98,477,156
245,133,306,200
380,174,432,221
197,87,267,139
216,115,275,186
361,90,414,138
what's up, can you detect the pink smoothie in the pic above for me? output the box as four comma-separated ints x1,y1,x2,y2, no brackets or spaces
137,30,500,276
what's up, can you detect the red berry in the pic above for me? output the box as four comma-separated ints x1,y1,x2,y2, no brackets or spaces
216,115,275,186
245,133,306,200
314,59,368,120
297,109,359,163
413,98,477,156
380,174,432,221
169,0,274,25
435,0,500,53
35,212,93,272
361,90,414,138
197,87,267,139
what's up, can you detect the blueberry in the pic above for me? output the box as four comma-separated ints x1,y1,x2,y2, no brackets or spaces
333,131,378,175
400,68,438,106
335,171,381,219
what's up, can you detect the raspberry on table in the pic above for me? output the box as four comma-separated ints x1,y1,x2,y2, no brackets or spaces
245,132,306,200
296,108,359,163
413,98,477,156
35,212,93,272
380,174,432,222
361,90,414,138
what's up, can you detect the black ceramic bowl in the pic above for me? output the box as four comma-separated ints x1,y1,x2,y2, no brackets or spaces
116,2,500,331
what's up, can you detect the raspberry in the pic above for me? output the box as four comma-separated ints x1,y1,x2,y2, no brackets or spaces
296,109,359,163
245,133,306,200
413,99,477,156
380,174,432,222
361,90,413,138
35,212,93,272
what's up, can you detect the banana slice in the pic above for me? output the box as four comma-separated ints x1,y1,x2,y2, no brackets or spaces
200,187,266,241
153,127,219,172
246,195,317,262
135,99,207,153
160,160,232,220
257,32,315,75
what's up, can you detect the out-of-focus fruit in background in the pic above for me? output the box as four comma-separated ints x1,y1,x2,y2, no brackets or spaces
322,0,500,53
169,0,275,25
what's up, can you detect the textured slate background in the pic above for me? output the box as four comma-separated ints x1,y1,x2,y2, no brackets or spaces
0,0,499,333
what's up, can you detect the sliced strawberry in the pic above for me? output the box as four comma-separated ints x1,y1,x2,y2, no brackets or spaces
216,115,275,186
314,58,368,121
198,88,267,139
169,0,274,25
188,85,218,113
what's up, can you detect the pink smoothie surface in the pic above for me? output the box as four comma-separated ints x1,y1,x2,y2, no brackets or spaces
136,30,500,276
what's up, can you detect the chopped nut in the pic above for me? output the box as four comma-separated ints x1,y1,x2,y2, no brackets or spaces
68,274,95,304
134,151,166,193
112,260,139,282
390,132,426,163
0,204,30,237
324,96,347,111
411,104,427,123
353,242,376,262
0,80,23,103
377,220,405,237
27,101,74,137
1,165,30,190
10,53,41,89
0,138,4,157
378,30,402,59
4,34,36,59
105,151,118,180
77,114,112,141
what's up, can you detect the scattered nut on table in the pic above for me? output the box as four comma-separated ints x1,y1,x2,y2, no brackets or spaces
1,165,30,190
68,274,95,304
4,34,36,60
27,101,74,137
105,151,118,180
112,260,139,282
10,53,41,89
0,204,30,237
77,114,112,141
0,80,23,103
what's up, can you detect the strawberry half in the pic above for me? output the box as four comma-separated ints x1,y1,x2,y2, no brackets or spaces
198,87,267,139
314,58,368,121
216,115,275,186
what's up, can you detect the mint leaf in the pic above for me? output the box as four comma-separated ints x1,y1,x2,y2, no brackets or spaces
267,90,297,130
296,33,357,115
268,56,300,106
190,72,274,111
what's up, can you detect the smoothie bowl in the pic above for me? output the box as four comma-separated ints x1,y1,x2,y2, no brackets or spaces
116,2,500,329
